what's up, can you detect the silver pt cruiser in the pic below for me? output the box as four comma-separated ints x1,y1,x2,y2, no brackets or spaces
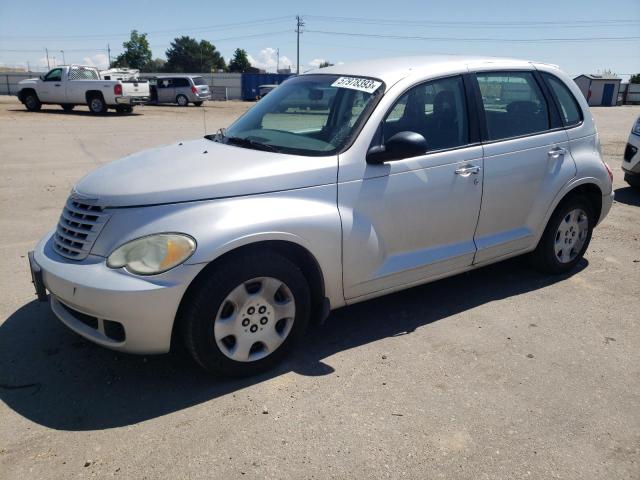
29,56,614,376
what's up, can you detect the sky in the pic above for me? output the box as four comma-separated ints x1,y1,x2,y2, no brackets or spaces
0,0,638,80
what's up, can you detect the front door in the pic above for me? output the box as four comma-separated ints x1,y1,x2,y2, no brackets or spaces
472,71,576,264
340,75,483,299
39,68,64,103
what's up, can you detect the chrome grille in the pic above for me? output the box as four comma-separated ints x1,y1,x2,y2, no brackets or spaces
53,196,110,260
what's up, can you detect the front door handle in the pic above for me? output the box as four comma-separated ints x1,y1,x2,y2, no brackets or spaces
54,84,61,87
455,165,481,176
548,147,567,159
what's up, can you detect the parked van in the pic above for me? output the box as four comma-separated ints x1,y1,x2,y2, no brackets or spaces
29,56,614,376
149,75,211,106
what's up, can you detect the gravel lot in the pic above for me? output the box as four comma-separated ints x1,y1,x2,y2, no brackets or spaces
0,97,638,479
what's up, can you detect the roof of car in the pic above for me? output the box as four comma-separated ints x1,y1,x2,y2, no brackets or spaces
304,55,540,87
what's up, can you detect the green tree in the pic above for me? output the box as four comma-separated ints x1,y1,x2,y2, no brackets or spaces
143,58,166,73
630,73,640,84
112,30,152,70
164,36,225,72
228,48,252,73
318,61,334,68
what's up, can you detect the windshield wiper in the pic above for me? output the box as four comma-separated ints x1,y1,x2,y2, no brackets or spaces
225,136,281,153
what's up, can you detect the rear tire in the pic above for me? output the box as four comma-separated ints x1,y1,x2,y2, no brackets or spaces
179,251,311,376
176,94,189,107
624,173,640,189
87,94,107,115
61,104,74,111
531,195,594,274
23,91,41,111
193,101,203,107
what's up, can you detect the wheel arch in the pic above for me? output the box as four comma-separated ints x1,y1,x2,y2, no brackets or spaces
18,88,36,102
85,90,104,103
171,239,328,350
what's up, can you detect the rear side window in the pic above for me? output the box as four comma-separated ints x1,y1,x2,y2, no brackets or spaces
476,71,549,140
542,73,582,127
383,75,469,151
174,78,190,87
192,77,206,86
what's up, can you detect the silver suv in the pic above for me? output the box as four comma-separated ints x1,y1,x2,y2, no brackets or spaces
149,75,211,106
29,56,614,376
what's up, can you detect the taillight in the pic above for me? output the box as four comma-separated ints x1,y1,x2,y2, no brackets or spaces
604,162,613,183
114,84,123,96
191,86,197,94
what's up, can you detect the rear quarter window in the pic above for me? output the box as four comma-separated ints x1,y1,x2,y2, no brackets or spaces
542,73,583,127
192,77,206,86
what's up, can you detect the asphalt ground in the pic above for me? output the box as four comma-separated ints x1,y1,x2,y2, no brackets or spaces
0,97,638,479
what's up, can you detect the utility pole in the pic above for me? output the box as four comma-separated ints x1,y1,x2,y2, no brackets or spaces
276,48,279,73
296,15,304,75
45,48,50,69
107,44,111,68
60,50,65,65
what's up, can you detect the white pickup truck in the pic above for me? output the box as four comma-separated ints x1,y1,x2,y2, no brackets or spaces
17,65,150,114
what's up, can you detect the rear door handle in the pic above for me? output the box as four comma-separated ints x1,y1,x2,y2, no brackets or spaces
54,84,61,87
455,165,481,176
548,147,567,159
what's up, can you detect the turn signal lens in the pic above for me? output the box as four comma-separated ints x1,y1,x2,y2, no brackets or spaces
107,234,196,275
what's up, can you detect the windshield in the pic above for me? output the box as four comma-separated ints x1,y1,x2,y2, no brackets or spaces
220,74,384,156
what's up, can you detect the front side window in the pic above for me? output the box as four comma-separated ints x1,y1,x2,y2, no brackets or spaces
44,68,62,82
220,74,384,156
542,73,582,127
476,71,549,140
382,75,469,151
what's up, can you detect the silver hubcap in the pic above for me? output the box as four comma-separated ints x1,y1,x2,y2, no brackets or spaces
178,96,187,106
91,98,102,111
554,208,588,263
214,277,295,362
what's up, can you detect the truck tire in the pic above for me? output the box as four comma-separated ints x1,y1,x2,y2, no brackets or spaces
179,250,311,376
115,105,133,114
23,91,41,111
176,94,189,107
61,104,74,112
87,94,107,115
530,195,594,275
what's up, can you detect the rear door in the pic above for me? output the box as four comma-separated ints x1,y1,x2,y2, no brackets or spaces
472,70,576,264
156,78,175,103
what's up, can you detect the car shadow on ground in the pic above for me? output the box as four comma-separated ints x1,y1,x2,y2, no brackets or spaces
614,186,640,207
8,108,142,117
0,257,586,431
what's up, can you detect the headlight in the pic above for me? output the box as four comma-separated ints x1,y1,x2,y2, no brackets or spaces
632,118,640,136
107,233,196,275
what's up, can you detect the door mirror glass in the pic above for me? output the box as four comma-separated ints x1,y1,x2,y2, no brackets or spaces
367,131,428,164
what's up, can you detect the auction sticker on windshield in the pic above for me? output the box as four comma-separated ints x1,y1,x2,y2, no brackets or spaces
331,77,382,93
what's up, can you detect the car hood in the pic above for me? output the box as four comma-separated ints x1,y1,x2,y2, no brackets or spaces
73,138,337,207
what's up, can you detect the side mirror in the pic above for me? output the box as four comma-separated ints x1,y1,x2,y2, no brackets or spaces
39,75,44,80
366,131,428,164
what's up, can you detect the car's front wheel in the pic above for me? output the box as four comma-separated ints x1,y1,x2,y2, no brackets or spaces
531,195,594,274
179,251,311,376
23,91,41,111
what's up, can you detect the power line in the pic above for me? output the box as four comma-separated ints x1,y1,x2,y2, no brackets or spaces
305,29,640,43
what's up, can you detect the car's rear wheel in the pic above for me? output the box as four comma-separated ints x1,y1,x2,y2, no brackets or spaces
624,173,640,189
61,104,74,111
87,94,107,114
531,195,594,274
176,94,189,107
23,92,41,111
179,251,311,376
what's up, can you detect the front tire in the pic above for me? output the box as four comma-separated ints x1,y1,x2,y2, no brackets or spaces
87,94,107,114
624,173,640,189
23,91,41,111
179,251,311,376
531,195,594,274
176,94,189,107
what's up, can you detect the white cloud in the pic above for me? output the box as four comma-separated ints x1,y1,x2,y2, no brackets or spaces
247,48,292,72
308,58,327,69
81,53,109,70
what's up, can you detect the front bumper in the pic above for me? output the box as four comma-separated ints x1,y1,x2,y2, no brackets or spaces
622,134,640,175
115,96,150,105
31,232,206,354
